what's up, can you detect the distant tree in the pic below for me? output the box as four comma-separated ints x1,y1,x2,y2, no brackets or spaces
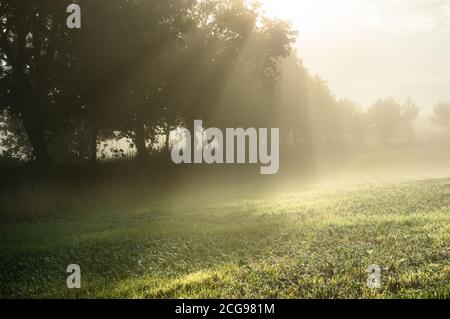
368,98,403,144
272,53,309,146
430,101,450,135
305,76,338,145
401,97,420,141
336,99,366,147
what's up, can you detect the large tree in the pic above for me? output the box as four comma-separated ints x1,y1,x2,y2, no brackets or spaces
68,0,196,162
0,1,72,165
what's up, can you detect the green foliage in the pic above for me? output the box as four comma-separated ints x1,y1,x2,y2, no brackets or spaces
0,110,32,162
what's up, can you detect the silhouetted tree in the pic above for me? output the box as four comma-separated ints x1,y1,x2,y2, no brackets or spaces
0,1,72,166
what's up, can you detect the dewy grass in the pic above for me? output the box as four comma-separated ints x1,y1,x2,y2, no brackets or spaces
0,178,449,298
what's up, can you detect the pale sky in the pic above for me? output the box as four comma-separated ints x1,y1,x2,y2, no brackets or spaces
262,0,450,112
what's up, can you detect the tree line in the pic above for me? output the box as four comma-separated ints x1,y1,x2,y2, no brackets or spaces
1,0,449,168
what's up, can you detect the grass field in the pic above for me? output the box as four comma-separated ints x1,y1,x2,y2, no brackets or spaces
0,178,449,298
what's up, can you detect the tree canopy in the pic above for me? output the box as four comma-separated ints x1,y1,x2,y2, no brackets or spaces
0,0,437,168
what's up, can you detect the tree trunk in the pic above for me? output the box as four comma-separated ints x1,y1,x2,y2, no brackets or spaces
134,119,147,161
12,16,51,167
21,113,51,166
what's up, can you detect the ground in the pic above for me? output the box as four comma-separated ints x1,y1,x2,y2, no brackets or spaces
1,178,449,298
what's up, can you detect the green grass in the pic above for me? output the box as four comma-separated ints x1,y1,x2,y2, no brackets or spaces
0,178,449,298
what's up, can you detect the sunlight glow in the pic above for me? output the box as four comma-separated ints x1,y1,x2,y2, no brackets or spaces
260,0,450,110
262,0,362,34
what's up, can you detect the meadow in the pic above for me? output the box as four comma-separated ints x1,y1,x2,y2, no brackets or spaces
1,177,449,298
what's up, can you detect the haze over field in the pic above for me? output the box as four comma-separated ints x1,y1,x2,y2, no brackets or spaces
263,0,450,111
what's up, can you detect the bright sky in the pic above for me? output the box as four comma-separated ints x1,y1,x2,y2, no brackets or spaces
262,0,450,112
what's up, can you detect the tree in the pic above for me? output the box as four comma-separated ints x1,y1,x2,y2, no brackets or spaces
431,101,450,135
335,99,366,148
367,98,403,144
305,76,338,146
0,109,32,162
401,97,420,141
0,1,72,166
66,0,197,163
148,0,297,143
